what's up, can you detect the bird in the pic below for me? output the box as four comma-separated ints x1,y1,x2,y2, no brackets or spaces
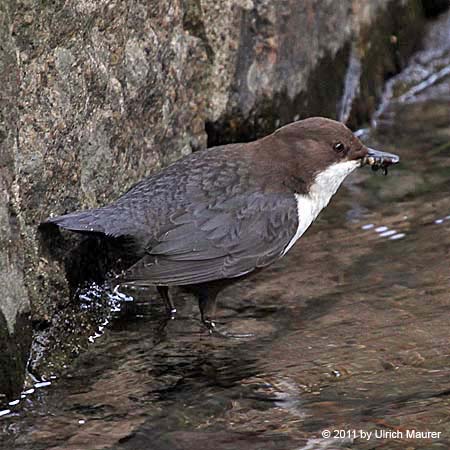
41,117,399,334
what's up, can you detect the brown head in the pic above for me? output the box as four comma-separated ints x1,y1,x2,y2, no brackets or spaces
254,117,399,194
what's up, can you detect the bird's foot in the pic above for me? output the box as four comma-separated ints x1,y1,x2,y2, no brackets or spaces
202,319,254,339
168,307,177,320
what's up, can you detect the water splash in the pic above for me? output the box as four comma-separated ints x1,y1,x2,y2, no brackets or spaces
373,9,450,126
338,44,362,124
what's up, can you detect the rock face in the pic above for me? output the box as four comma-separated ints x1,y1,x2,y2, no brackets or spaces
0,0,433,399
0,0,32,402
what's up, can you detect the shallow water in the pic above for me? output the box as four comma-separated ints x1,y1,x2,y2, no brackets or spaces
2,11,450,450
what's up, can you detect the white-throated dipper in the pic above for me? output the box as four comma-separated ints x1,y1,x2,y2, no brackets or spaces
42,117,399,333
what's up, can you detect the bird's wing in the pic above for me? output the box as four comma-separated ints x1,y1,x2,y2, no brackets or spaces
120,192,299,286
42,144,256,242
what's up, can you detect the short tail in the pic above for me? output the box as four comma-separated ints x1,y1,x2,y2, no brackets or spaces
41,208,111,235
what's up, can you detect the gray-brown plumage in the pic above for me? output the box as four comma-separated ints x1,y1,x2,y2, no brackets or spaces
42,117,399,332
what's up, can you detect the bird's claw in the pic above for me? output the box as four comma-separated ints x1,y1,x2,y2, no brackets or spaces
202,319,254,339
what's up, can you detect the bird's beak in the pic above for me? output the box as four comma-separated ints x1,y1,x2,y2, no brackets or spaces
361,147,400,175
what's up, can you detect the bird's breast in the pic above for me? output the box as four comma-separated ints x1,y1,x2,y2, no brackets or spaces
281,160,359,256
281,193,321,255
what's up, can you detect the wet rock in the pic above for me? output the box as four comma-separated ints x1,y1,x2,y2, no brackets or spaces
0,1,32,401
374,5,450,142
422,0,450,17
0,0,438,395
205,0,428,143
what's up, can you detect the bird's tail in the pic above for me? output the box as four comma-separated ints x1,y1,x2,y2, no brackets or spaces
41,208,111,235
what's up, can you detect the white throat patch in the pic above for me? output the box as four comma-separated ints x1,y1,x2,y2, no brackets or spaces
282,160,360,255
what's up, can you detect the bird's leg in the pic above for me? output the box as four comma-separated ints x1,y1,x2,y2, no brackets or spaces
157,285,176,320
198,289,218,333
197,284,253,338
198,291,253,338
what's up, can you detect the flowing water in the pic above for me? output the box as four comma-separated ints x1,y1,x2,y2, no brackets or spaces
2,11,450,450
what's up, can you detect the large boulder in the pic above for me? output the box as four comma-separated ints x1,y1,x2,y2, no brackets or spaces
0,0,432,399
0,0,32,402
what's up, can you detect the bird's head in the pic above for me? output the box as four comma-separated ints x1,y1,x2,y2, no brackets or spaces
271,117,399,192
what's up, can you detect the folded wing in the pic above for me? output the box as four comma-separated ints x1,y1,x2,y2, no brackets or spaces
121,192,298,286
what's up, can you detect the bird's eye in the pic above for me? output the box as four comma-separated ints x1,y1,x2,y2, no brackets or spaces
333,142,345,152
